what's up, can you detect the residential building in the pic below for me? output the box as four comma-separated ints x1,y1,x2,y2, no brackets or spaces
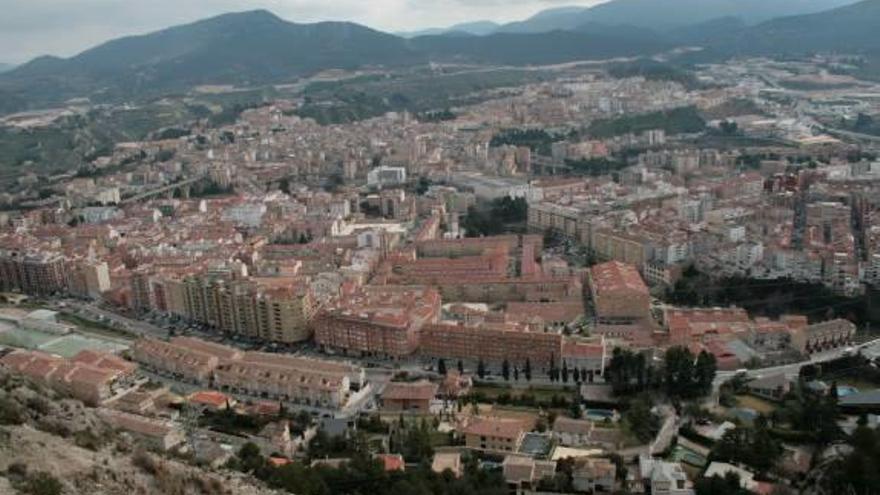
379,380,438,413
461,416,529,453
572,457,616,493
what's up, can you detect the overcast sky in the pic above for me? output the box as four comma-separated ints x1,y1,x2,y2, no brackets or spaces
0,0,606,64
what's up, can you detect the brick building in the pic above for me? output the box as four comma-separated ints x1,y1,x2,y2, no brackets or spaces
313,285,440,358
421,321,563,369
588,261,651,325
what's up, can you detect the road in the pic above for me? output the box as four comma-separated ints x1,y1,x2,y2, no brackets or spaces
49,299,169,340
713,337,880,388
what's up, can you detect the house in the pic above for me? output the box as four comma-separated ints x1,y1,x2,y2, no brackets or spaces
380,380,438,413
704,462,758,492
98,409,185,451
745,374,791,401
256,421,295,458
432,452,462,477
552,417,594,447
187,390,235,411
376,453,405,472
572,457,616,493
440,371,472,398
502,455,557,494
638,455,694,495
461,416,529,453
839,390,880,414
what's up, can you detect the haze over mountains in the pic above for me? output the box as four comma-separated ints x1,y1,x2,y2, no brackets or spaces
404,0,859,37
1,0,879,114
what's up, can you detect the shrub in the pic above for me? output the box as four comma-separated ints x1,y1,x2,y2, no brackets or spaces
18,471,63,495
0,397,25,425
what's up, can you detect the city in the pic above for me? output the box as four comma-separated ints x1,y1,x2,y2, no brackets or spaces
1,1,880,495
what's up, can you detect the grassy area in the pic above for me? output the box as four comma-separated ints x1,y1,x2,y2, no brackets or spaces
733,394,777,415
471,384,576,402
57,313,134,343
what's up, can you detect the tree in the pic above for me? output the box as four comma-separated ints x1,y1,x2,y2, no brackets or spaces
694,351,717,396
438,359,447,376
623,397,660,444
561,361,569,383
524,358,532,381
569,401,583,419
712,421,781,474
237,442,266,473
664,346,698,399
502,359,510,381
457,360,464,374
477,359,486,379
18,472,63,495
513,366,520,381
695,472,750,495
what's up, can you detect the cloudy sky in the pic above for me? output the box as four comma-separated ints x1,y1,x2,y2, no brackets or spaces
0,0,605,64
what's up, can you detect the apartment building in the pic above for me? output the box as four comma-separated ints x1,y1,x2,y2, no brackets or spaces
421,321,563,369
1,349,136,406
131,336,362,410
588,261,651,325
461,416,529,453
0,249,68,295
313,285,440,358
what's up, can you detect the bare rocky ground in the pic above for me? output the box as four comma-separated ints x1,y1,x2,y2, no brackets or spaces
0,369,280,495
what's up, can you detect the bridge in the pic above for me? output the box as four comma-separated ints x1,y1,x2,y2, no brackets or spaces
120,174,208,205
531,156,571,175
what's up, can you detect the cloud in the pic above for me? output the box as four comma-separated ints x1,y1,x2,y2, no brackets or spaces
0,0,604,63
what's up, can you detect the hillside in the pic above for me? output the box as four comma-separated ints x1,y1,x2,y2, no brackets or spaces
409,30,668,66
498,0,859,33
398,21,500,38
731,0,880,55
0,10,422,112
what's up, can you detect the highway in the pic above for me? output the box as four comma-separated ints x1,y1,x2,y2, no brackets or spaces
713,337,880,388
49,299,170,340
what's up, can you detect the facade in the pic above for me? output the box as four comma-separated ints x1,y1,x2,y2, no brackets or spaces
213,353,350,409
313,285,441,358
131,337,221,385
380,380,438,413
572,457,616,493
638,456,694,495
746,374,791,401
432,453,462,477
130,336,361,410
502,456,557,495
790,319,856,354
421,321,563,369
0,249,68,296
461,416,529,453
552,417,594,447
1,349,136,406
562,338,607,377
588,261,651,325
98,409,185,451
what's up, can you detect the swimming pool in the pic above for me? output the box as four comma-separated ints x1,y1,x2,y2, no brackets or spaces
585,408,616,420
836,385,859,397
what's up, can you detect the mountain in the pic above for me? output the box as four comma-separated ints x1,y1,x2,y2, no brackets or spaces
729,0,880,55
399,21,500,38
0,63,13,74
410,30,668,66
0,10,422,111
0,10,674,114
497,7,589,33
499,0,860,33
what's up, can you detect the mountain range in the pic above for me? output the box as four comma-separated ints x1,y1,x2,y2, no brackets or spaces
1,0,879,114
401,0,859,37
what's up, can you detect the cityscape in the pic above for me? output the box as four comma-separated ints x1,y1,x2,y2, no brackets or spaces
1,1,880,494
